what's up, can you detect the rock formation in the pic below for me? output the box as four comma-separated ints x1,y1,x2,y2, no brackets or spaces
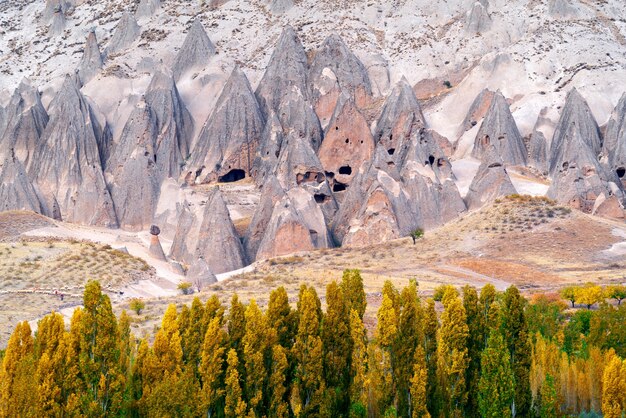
172,19,216,80
461,88,495,133
107,103,161,230
466,1,492,34
106,12,140,55
243,175,286,260
135,0,160,18
465,161,517,210
318,95,375,192
78,30,104,85
471,91,527,166
250,113,283,185
373,78,427,165
187,258,217,291
401,127,453,181
0,80,48,168
169,188,246,274
308,34,372,125
277,90,323,151
0,150,43,213
48,7,66,37
256,187,331,260
266,0,293,14
29,75,117,226
528,130,548,175
144,71,193,178
186,66,265,184
148,225,166,260
602,93,626,184
43,0,71,21
549,88,602,176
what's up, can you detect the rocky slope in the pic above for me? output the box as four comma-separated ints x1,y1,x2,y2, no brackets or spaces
0,0,625,279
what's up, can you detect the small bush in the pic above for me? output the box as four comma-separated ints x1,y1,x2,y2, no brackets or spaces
178,281,193,295
129,298,146,315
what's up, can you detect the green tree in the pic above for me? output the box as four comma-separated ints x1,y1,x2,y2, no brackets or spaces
605,284,626,305
539,374,559,418
349,308,368,412
479,284,499,347
129,298,145,315
377,292,398,413
199,316,226,418
268,286,296,350
322,281,352,416
500,286,532,418
422,298,438,417
243,299,273,416
478,331,514,418
224,349,247,417
560,286,578,308
341,269,367,320
436,288,469,417
462,285,482,417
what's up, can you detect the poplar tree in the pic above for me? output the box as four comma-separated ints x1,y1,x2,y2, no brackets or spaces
292,286,325,415
225,349,247,417
479,284,499,346
478,331,514,418
228,293,247,379
463,285,482,417
34,312,67,415
377,292,398,413
0,321,36,417
500,286,532,417
436,288,469,417
409,346,430,418
268,286,296,350
341,269,367,320
322,281,351,416
199,316,226,417
269,345,290,418
349,308,368,412
422,298,438,416
243,299,272,416
602,353,625,418
539,374,559,418
394,280,423,417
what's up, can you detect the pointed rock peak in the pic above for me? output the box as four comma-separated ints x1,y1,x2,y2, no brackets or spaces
49,74,83,111
466,1,492,33
187,258,217,290
147,70,176,92
461,88,496,133
465,161,517,210
603,93,626,171
472,90,527,166
267,0,293,14
135,0,160,18
107,12,140,54
172,18,216,80
0,151,43,213
78,30,103,85
49,8,66,36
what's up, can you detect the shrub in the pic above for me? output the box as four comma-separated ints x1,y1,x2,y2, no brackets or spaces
129,298,146,315
178,281,193,295
409,228,424,244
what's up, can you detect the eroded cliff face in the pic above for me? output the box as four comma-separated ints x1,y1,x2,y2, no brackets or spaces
1,0,625,273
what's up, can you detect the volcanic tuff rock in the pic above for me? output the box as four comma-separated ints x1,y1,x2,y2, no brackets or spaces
256,187,331,260
251,113,283,186
78,30,104,85
148,226,167,261
0,80,49,168
29,75,117,227
318,95,375,191
144,71,193,178
106,12,140,55
0,150,43,214
277,89,323,151
465,161,517,210
402,127,453,181
308,34,372,126
244,175,286,260
265,0,293,14
528,130,549,175
107,103,161,231
187,258,217,291
373,78,427,166
461,88,495,133
603,93,626,183
186,66,264,184
135,0,160,18
465,1,492,34
43,0,71,21
169,188,246,274
172,19,216,81
255,25,309,118
49,8,66,37
471,91,527,166
274,131,325,189
549,88,602,176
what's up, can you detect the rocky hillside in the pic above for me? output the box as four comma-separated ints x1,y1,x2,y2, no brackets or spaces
1,0,626,280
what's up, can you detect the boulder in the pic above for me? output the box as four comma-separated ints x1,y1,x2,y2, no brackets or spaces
148,225,167,261
0,80,48,168
169,188,246,274
0,150,43,214
29,75,117,227
549,88,602,176
308,34,372,126
107,103,161,231
243,175,286,260
461,88,495,133
373,78,427,166
602,93,626,184
465,161,517,210
466,1,492,34
135,0,160,18
172,19,216,81
144,71,193,178
471,91,527,166
187,258,217,291
106,12,140,55
318,94,375,192
78,30,104,85
186,67,264,184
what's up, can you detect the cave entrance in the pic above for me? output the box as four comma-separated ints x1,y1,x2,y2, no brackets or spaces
333,182,347,192
388,148,395,155
218,169,246,183
617,167,625,178
338,165,352,175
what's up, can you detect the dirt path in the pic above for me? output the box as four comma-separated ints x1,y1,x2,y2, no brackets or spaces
434,264,512,291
